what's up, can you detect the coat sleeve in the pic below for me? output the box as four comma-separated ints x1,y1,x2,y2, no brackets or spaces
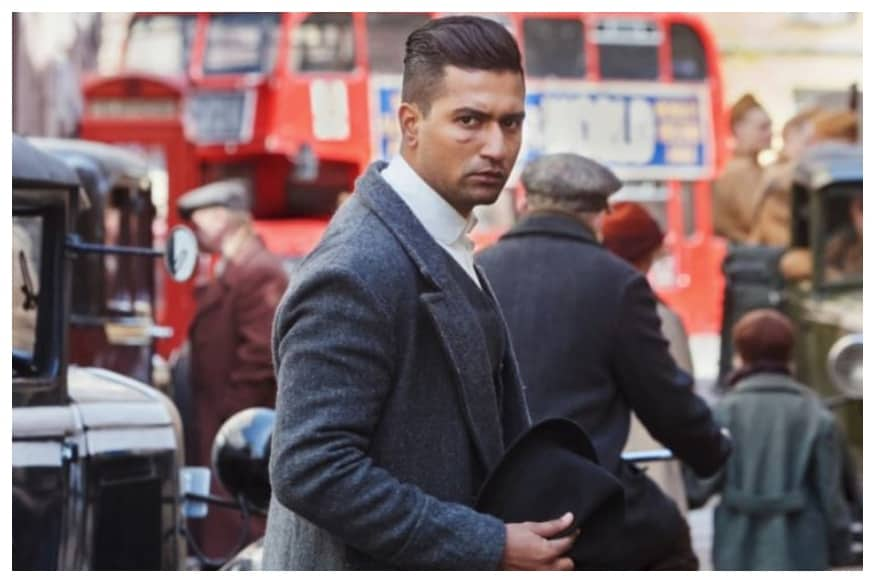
811,412,853,566
269,266,506,570
680,404,728,509
229,266,289,390
609,275,732,477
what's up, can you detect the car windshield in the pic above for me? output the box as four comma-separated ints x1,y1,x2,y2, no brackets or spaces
821,186,863,286
204,13,281,75
12,215,43,360
124,14,196,76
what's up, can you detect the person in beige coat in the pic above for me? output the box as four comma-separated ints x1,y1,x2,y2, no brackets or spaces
712,94,773,243
748,107,822,247
601,202,694,513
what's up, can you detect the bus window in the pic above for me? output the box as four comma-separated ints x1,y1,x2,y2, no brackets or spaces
366,13,430,74
523,18,586,78
670,24,707,80
290,13,356,73
204,13,280,75
595,18,660,80
124,14,196,76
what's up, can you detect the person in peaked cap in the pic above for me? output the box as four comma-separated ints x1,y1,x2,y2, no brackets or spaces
712,93,773,243
478,153,732,569
173,178,289,559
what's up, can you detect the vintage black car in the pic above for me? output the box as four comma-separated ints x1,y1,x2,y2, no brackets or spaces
11,135,268,570
29,138,169,387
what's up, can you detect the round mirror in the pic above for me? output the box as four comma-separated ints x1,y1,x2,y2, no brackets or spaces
827,333,863,399
164,226,198,282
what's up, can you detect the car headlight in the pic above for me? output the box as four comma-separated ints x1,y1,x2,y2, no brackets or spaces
827,333,863,399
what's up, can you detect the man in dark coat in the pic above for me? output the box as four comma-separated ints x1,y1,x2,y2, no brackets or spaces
477,153,733,569
177,179,289,561
264,17,578,570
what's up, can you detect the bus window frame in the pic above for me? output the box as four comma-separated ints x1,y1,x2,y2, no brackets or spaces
200,12,283,77
519,14,587,80
123,13,198,78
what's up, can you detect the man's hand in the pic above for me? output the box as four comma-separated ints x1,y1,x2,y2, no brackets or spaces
501,512,577,571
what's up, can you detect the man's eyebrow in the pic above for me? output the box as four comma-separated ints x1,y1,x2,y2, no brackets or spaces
451,107,490,117
500,111,526,122
450,108,527,121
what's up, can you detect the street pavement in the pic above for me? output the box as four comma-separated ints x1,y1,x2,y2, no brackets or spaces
687,333,723,570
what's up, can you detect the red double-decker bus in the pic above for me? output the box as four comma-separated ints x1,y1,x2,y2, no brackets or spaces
81,12,730,355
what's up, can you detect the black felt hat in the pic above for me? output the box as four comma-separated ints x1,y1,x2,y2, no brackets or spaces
475,418,625,568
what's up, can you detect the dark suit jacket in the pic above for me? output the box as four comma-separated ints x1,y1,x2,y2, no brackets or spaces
477,211,732,568
187,233,289,556
263,162,530,570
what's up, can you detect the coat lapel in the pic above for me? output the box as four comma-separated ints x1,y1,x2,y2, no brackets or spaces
356,162,505,472
192,277,227,323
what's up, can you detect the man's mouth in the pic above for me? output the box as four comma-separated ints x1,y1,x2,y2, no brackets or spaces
468,171,505,184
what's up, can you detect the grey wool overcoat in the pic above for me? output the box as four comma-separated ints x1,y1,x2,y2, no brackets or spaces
262,161,531,570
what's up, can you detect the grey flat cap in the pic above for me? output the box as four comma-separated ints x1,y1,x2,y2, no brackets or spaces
521,153,622,212
177,179,251,220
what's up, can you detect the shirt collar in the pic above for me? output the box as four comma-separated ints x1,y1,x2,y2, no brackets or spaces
381,155,477,246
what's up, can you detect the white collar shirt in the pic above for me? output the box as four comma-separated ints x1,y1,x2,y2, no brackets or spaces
381,155,481,289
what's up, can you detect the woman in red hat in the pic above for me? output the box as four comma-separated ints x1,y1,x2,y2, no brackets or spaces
601,201,694,514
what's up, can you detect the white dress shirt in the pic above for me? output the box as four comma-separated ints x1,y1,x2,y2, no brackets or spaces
381,155,481,289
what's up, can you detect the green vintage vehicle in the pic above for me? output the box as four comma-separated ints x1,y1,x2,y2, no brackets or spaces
782,141,863,563
783,141,862,466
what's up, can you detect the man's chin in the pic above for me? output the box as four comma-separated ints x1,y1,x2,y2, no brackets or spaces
463,184,506,207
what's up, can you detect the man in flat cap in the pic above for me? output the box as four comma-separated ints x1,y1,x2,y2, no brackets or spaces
175,179,288,559
478,153,732,569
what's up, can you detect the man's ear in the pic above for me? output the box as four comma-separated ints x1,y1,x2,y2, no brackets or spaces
398,102,422,148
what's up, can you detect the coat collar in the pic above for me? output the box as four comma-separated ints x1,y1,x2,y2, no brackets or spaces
500,210,602,246
356,161,468,291
731,372,810,396
221,234,268,286
356,161,506,472
380,155,477,247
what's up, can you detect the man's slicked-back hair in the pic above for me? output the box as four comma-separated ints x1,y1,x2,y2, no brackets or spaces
402,15,523,115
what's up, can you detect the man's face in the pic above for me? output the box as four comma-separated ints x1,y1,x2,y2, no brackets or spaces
190,206,233,254
401,66,526,216
734,107,773,154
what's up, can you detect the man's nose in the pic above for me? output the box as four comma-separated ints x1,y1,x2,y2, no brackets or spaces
480,122,508,162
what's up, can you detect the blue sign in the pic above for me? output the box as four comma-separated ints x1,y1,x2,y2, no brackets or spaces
370,79,714,181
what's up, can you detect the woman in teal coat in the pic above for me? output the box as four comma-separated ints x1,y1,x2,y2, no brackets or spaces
685,309,851,570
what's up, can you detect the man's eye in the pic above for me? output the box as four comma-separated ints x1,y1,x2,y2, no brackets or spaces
502,118,522,130
458,116,478,127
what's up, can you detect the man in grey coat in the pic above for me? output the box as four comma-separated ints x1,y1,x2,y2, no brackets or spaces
264,16,577,570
